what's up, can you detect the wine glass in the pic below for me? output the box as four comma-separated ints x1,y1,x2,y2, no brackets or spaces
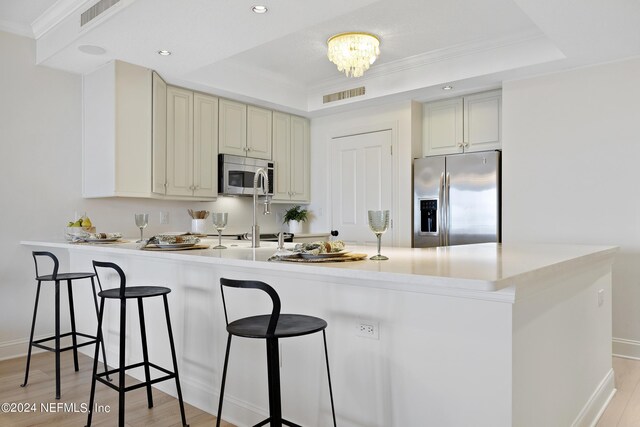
134,213,149,243
368,210,389,260
212,213,228,249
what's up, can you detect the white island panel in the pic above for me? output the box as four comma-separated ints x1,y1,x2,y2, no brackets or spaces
20,240,616,427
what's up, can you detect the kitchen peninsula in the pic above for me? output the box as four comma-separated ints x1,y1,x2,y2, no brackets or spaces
20,239,616,427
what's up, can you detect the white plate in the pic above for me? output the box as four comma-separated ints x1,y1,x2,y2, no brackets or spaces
155,242,196,248
299,250,350,259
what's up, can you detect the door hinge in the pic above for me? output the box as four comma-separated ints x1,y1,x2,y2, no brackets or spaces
390,146,393,155
390,219,393,228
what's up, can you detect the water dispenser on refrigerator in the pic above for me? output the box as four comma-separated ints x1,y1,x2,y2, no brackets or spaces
419,199,438,233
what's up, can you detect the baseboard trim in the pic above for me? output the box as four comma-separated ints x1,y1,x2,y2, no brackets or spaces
0,336,45,362
571,368,616,427
613,338,640,360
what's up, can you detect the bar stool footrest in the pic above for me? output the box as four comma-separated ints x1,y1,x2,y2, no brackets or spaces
32,332,98,353
95,361,177,393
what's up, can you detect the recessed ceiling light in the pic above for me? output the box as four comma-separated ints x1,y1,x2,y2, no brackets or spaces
157,50,172,56
442,85,453,91
252,5,268,14
78,45,106,55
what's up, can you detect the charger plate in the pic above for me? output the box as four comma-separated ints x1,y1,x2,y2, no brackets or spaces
276,253,367,263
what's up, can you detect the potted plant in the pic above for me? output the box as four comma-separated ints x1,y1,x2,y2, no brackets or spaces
283,205,308,234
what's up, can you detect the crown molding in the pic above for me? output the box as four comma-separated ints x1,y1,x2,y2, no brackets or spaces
0,19,33,38
32,0,90,39
310,29,547,92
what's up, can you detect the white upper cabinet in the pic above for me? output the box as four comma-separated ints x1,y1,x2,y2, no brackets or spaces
423,90,501,156
165,86,218,199
463,91,502,153
423,97,464,156
218,99,247,157
83,60,153,198
247,106,272,160
166,86,194,197
193,93,219,198
219,99,272,160
272,112,310,203
290,115,310,202
152,72,167,195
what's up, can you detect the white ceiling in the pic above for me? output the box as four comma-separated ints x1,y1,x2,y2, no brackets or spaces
1,0,639,116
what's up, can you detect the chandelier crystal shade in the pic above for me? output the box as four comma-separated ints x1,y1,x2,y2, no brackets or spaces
327,32,380,78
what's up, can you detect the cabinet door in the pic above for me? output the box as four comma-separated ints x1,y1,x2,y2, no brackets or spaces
193,93,219,198
290,116,310,202
218,99,247,157
272,112,291,201
247,106,272,160
166,86,194,196
423,98,463,156
152,72,167,194
463,90,501,152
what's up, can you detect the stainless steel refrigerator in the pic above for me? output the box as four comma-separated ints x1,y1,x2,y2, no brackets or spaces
413,151,500,248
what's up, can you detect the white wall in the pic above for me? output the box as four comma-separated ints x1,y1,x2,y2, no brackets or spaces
502,56,640,357
309,101,421,247
0,31,286,359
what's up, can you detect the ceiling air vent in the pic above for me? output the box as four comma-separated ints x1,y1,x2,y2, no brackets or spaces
323,86,366,104
81,0,121,26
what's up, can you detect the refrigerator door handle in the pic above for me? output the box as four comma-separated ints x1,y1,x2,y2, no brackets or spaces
445,172,451,246
438,172,445,246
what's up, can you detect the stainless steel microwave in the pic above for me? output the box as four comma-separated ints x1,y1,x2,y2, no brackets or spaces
218,154,274,196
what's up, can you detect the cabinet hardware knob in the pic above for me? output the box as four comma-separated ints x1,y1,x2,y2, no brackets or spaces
247,147,251,151
464,142,469,148
457,142,464,148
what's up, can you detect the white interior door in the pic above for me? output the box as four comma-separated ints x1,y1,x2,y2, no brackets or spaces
331,130,393,246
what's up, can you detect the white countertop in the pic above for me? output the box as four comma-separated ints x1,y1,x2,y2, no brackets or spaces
20,239,617,299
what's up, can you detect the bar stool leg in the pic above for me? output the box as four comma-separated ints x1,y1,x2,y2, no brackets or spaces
67,279,80,372
323,330,337,427
118,298,127,427
216,334,232,427
266,337,282,427
54,280,61,400
137,298,154,408
86,298,105,427
162,295,189,427
90,277,111,381
21,281,42,388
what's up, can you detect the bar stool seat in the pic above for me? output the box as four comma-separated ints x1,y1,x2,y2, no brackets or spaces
228,314,327,339
217,278,337,427
22,251,109,400
36,272,96,281
86,261,188,427
99,286,170,299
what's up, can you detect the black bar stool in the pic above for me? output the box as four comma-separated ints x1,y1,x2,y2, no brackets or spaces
217,278,337,427
86,260,188,427
21,251,109,399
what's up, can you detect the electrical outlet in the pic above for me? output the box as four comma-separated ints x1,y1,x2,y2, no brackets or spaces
160,211,169,225
357,321,379,340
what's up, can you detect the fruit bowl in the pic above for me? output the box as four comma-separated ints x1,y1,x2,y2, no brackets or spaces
64,226,96,241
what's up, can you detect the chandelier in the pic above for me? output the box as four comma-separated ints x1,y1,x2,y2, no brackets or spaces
327,32,381,78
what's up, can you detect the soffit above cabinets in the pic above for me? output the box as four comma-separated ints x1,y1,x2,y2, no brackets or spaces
1,0,639,116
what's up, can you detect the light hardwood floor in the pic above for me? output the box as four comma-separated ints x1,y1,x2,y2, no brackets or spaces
598,356,640,427
0,351,234,426
3,352,639,426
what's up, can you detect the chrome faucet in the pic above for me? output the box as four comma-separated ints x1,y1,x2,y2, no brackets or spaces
251,168,271,248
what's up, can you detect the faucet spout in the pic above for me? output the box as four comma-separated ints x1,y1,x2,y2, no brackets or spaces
251,168,270,248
